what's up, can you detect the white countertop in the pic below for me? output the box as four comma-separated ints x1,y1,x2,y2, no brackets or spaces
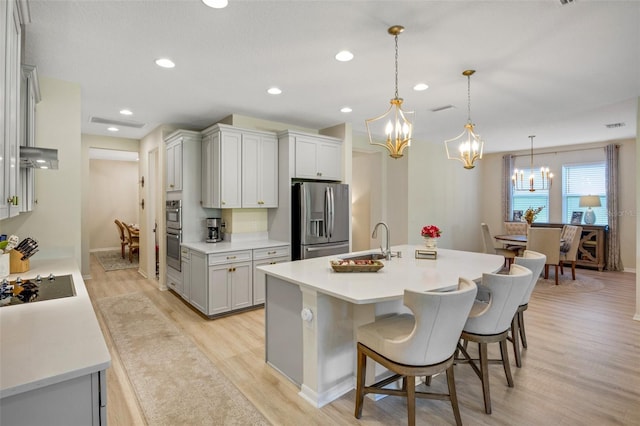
182,239,289,255
258,245,504,304
0,258,111,399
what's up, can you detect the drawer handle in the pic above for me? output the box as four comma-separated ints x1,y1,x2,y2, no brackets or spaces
267,251,276,255
226,255,236,259
270,261,277,265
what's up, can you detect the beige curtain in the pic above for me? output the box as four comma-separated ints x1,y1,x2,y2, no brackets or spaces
605,144,623,271
502,155,514,222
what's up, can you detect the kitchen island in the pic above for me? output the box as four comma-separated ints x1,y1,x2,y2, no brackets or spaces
258,245,503,408
0,258,110,425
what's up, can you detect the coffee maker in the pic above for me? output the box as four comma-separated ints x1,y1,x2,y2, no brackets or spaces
206,218,223,243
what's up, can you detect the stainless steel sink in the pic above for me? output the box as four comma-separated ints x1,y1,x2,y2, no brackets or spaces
340,252,386,261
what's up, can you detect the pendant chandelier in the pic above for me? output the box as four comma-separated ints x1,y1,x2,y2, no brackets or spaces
365,25,414,159
512,135,553,192
444,69,484,169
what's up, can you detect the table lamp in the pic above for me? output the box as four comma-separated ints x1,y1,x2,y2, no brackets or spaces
579,195,601,225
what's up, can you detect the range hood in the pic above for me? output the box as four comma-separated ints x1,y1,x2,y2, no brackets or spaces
20,146,59,169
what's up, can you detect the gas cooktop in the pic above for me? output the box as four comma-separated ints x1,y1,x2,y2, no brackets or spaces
0,274,76,307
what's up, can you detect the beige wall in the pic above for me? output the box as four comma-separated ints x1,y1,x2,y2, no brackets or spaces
1,77,82,266
88,159,139,250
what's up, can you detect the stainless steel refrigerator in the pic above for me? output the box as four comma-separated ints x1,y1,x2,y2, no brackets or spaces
292,182,350,260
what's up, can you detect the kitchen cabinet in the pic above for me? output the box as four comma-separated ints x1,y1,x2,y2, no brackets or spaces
208,250,252,315
202,123,278,209
279,131,342,181
1,0,28,220
189,249,207,314
166,260,183,295
178,247,190,300
242,131,278,208
165,139,183,191
252,245,290,305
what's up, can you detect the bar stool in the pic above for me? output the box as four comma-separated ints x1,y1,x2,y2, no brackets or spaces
354,279,478,426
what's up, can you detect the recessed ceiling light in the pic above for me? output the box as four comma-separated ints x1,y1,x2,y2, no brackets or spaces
340,107,352,113
267,87,282,95
107,127,119,132
202,0,228,8
119,109,133,116
335,50,354,62
155,58,175,68
413,83,429,91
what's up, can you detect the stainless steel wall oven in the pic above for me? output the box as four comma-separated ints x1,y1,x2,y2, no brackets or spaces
166,200,182,271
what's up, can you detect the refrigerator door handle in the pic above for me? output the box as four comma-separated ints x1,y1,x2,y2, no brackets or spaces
328,187,334,238
323,187,330,237
305,242,350,253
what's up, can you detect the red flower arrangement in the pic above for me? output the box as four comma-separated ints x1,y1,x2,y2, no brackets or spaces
421,225,442,238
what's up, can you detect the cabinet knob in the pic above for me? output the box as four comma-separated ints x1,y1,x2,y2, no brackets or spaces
228,267,236,272
222,201,226,205
169,184,174,188
317,172,322,177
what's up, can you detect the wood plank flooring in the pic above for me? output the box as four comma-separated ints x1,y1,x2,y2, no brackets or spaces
85,256,640,425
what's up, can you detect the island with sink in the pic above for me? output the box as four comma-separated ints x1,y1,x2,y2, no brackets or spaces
0,258,110,425
258,245,504,408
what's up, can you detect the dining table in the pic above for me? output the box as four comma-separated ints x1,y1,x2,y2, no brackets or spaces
494,234,565,247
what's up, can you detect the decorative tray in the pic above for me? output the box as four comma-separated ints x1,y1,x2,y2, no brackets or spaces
330,259,384,273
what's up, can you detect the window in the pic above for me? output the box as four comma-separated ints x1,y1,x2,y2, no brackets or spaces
562,162,607,225
512,191,549,222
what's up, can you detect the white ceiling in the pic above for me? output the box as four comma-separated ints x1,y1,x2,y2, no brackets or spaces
24,0,639,153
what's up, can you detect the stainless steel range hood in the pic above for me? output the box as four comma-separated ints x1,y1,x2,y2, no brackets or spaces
20,146,59,169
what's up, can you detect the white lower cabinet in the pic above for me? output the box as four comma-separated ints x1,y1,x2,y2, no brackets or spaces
179,245,289,317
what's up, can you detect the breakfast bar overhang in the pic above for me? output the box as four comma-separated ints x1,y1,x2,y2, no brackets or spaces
258,246,504,408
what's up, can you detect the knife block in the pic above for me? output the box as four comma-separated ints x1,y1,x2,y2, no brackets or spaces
9,250,30,273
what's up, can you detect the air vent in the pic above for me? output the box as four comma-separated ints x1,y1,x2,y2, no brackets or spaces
431,105,455,112
605,122,626,129
90,116,146,128
560,0,574,5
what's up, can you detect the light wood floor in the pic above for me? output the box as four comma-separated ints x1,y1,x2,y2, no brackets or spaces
86,256,640,425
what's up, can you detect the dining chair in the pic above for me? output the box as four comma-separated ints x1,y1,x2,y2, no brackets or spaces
355,279,478,426
559,225,583,280
456,264,532,414
114,219,128,259
481,223,517,267
124,223,140,262
526,227,561,285
503,222,528,236
510,250,546,367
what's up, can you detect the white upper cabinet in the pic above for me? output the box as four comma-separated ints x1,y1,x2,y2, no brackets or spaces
202,123,277,209
282,131,342,181
165,137,183,191
242,131,278,208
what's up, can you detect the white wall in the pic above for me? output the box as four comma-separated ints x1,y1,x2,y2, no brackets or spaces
88,159,139,250
1,77,82,267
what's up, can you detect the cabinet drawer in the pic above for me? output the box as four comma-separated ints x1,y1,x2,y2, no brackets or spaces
180,247,190,259
208,250,252,265
253,245,290,260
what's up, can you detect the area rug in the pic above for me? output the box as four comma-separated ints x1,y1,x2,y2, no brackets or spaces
98,292,269,426
94,250,138,271
534,275,605,293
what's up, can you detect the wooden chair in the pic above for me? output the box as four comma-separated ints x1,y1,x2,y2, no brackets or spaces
559,225,583,280
456,264,532,414
526,227,561,284
355,279,478,426
114,219,127,259
124,223,139,263
510,250,546,367
481,223,517,267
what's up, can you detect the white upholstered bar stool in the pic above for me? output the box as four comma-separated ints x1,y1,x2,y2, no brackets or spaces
354,279,478,426
526,227,561,284
559,225,583,280
510,250,546,367
456,264,532,414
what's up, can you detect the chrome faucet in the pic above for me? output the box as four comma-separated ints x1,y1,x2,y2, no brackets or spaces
372,222,391,260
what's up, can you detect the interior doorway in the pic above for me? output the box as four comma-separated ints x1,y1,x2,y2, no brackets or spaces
147,148,159,279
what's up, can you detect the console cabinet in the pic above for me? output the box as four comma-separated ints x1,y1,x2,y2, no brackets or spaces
532,223,608,271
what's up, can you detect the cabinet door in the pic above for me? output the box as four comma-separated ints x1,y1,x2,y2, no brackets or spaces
259,134,278,207
230,262,252,310
316,141,341,181
220,131,242,208
189,251,207,314
166,141,182,192
208,264,231,315
201,134,216,208
0,0,7,219
252,256,289,305
241,133,261,208
294,137,319,179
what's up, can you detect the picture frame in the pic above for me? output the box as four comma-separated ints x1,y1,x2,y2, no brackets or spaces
571,211,583,225
512,210,523,222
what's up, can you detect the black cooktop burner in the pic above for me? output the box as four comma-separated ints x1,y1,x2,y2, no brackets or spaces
0,274,76,307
